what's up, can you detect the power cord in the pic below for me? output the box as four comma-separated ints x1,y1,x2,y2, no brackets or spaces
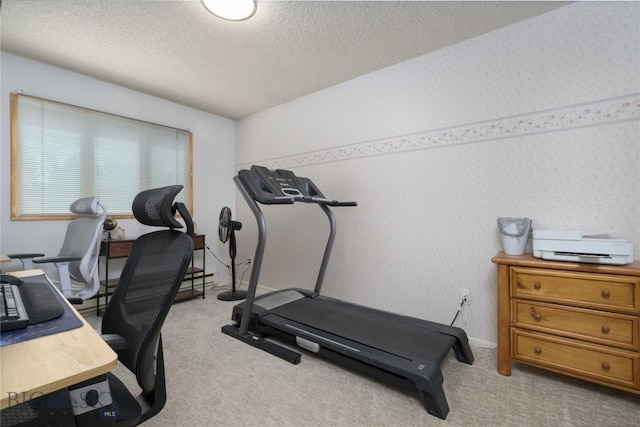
204,244,251,272
449,296,467,326
204,243,231,270
237,259,251,289
204,243,252,291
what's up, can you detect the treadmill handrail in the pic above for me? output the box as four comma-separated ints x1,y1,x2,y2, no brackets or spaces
234,175,267,336
233,167,352,335
315,204,336,294
301,196,357,206
250,193,357,207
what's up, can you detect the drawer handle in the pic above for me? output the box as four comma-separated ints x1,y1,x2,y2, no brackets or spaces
529,307,542,321
534,282,541,290
601,289,611,298
601,325,610,334
534,347,542,355
601,362,610,371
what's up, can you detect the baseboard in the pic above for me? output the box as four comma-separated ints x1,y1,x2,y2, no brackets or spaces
229,280,275,295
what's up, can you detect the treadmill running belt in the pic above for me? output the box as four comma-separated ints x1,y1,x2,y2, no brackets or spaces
268,296,456,363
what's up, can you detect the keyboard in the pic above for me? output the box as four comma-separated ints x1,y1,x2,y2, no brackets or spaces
1,282,30,331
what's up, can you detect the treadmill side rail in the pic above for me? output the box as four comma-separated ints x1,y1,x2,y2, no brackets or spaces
407,360,449,419
306,335,451,420
437,325,475,365
221,324,301,364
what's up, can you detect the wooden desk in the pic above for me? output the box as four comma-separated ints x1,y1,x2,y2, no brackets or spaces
0,270,118,410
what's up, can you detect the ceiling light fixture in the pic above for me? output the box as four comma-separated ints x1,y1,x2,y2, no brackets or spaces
202,0,257,21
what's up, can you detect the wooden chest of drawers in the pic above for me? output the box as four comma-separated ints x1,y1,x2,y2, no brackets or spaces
492,253,640,394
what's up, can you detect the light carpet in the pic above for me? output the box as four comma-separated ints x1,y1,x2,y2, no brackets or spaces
86,291,639,427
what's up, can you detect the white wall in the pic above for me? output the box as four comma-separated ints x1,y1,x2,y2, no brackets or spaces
235,2,640,346
0,52,237,283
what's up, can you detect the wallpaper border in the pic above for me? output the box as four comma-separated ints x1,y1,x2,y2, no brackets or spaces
238,93,640,170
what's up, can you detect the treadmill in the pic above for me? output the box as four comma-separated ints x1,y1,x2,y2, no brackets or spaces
221,165,474,419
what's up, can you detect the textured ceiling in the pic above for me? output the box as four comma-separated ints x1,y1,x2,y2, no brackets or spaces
0,1,568,119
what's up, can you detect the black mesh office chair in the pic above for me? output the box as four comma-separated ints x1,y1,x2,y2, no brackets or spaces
101,184,194,426
1,185,194,427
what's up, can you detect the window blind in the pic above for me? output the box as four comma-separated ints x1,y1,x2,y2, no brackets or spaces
11,93,192,219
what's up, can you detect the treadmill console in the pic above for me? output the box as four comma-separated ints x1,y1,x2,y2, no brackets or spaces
237,165,356,206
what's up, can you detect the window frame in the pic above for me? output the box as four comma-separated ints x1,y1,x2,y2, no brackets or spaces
10,93,194,221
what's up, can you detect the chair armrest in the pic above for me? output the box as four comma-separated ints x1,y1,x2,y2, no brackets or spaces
33,256,81,264
6,253,45,259
102,334,128,351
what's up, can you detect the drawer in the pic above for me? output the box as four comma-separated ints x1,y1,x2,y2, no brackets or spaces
511,268,640,313
512,299,639,351
192,234,205,250
512,330,640,389
102,240,135,258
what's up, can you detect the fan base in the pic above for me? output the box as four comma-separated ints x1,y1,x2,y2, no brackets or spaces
217,289,248,301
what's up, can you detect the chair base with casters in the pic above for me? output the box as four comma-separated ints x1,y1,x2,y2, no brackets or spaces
1,186,194,427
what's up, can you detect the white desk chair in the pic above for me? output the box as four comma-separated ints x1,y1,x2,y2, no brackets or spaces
8,197,107,300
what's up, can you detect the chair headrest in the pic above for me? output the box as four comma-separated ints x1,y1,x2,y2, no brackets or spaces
132,185,184,229
70,197,103,216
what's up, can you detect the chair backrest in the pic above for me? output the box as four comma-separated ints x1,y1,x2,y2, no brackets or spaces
58,197,106,298
100,185,193,418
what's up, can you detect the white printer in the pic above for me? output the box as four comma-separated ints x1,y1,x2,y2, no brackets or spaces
532,229,635,265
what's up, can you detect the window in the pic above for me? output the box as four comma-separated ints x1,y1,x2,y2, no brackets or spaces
10,93,193,220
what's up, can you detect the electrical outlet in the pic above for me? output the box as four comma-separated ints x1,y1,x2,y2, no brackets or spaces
460,288,470,305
